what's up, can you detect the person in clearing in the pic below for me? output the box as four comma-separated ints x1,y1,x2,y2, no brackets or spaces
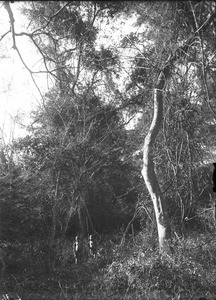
89,234,97,258
73,236,81,265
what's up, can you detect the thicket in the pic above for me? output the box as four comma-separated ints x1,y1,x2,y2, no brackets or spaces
0,1,216,299
1,231,216,299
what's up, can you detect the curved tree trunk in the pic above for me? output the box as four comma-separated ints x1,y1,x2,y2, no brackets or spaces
141,9,216,253
142,69,172,253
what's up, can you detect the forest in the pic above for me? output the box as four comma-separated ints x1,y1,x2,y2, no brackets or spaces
0,1,216,299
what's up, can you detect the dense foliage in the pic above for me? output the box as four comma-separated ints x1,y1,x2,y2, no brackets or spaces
0,1,216,298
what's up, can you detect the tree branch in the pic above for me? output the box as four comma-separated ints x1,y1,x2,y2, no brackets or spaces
189,1,216,117
32,2,71,34
0,30,10,42
3,1,16,48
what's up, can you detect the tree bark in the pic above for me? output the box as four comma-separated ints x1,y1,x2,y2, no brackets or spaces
141,8,216,252
142,68,172,253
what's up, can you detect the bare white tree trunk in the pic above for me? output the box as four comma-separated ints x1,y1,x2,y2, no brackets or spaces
142,70,172,253
141,10,216,253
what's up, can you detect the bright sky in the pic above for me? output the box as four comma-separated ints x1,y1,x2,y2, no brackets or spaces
0,2,146,145
0,1,48,144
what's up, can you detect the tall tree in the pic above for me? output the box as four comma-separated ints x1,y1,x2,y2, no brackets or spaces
3,1,216,253
135,1,216,252
119,1,216,251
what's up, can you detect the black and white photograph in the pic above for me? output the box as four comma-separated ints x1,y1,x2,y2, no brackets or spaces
0,1,216,299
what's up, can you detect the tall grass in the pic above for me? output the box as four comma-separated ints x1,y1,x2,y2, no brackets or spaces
1,231,216,299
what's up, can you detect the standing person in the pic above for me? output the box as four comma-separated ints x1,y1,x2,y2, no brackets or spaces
89,235,97,258
73,236,80,265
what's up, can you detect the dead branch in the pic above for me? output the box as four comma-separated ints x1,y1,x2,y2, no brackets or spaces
0,30,10,42
3,1,16,48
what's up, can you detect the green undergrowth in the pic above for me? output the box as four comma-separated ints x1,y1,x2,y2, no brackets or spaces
1,231,216,299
